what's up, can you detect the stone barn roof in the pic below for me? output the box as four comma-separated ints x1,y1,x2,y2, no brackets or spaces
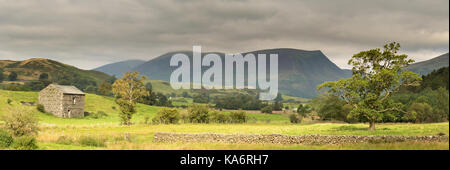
49,84,85,95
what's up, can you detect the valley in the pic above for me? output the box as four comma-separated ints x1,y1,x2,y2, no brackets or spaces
0,48,449,151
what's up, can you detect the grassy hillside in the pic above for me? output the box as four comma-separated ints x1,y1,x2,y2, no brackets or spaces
0,58,112,85
0,90,289,125
0,90,157,125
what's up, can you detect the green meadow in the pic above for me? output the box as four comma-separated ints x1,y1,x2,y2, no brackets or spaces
0,90,448,150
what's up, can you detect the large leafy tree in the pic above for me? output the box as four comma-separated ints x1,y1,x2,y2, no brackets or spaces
318,42,421,131
112,71,149,125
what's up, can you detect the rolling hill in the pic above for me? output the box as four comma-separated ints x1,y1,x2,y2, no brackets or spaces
406,52,449,75
0,58,112,86
93,59,145,77
131,48,351,98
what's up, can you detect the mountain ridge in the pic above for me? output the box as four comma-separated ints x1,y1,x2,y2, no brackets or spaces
405,52,449,75
92,50,449,98
93,59,146,77
131,48,350,98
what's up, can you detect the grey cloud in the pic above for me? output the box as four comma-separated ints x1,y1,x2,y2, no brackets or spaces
0,0,448,69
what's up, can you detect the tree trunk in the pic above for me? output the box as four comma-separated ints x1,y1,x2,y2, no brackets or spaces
369,121,376,131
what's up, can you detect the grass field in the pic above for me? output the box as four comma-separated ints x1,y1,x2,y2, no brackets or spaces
31,123,449,150
36,141,449,150
0,90,448,150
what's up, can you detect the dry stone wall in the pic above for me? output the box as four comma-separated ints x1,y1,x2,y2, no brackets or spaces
153,132,449,145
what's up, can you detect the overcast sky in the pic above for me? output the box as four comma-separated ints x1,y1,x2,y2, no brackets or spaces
0,0,448,69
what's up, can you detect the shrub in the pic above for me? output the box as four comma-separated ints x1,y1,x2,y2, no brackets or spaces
261,106,272,114
193,94,209,103
214,93,264,110
89,111,107,119
180,112,189,123
78,136,106,147
36,104,46,113
7,99,12,104
56,136,74,145
297,104,312,117
8,72,18,81
209,111,230,123
152,107,180,124
187,104,209,123
404,102,433,123
83,112,90,116
313,95,354,122
229,111,248,123
39,73,48,80
0,108,39,137
11,135,38,150
0,129,13,148
289,114,302,124
272,101,283,111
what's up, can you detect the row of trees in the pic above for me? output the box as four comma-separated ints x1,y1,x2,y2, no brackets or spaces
152,105,248,124
213,94,266,110
310,86,449,124
393,87,449,122
139,83,173,107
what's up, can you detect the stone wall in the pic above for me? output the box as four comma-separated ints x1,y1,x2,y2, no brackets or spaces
153,132,449,145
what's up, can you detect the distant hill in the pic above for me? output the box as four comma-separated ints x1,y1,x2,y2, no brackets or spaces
93,59,145,77
341,69,353,77
0,58,112,89
406,53,449,75
131,48,350,98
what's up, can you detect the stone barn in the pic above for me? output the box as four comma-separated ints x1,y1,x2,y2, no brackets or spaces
39,84,85,118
